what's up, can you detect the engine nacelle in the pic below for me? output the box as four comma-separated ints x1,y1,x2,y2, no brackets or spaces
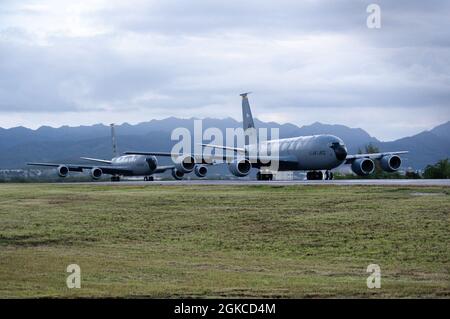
194,165,208,178
351,158,375,176
171,168,184,180
90,167,103,180
228,159,252,177
57,165,69,178
146,156,158,172
175,155,195,173
380,155,401,172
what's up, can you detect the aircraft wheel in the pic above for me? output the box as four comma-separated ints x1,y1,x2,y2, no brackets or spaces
307,171,323,180
325,170,334,180
306,171,316,180
257,171,273,181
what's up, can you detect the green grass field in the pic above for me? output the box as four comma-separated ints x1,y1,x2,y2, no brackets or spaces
0,184,449,298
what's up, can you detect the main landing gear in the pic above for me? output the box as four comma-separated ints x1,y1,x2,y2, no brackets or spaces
144,176,154,181
111,175,121,182
306,171,334,180
256,171,273,181
306,171,323,180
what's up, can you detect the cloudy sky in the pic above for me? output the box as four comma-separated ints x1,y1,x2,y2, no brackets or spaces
0,0,449,140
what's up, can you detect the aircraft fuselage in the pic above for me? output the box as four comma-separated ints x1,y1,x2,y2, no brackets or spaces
111,155,156,176
247,134,347,171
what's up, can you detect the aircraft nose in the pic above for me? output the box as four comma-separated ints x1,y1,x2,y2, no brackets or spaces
330,143,348,161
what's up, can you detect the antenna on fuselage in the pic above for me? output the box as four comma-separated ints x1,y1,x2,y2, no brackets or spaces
110,123,117,158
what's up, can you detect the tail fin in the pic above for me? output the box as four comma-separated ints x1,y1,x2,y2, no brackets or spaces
240,92,257,145
241,92,255,130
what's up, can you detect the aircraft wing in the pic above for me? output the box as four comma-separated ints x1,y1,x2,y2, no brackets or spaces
153,165,175,174
123,151,298,167
80,157,113,164
127,144,246,156
123,151,227,164
198,143,246,154
124,151,175,157
345,151,408,164
27,162,133,175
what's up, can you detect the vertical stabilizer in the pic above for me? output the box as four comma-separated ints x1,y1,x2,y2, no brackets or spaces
240,92,257,145
241,92,255,130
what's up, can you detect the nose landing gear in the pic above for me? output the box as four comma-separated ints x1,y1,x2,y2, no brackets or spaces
256,171,274,181
144,176,154,181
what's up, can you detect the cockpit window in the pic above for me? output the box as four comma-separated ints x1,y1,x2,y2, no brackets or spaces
330,142,344,148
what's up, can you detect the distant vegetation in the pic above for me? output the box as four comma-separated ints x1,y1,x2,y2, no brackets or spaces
423,159,450,179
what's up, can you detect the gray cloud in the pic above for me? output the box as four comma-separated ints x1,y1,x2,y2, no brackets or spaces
0,0,449,140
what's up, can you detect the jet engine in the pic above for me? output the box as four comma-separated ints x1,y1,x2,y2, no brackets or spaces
194,165,208,178
380,155,401,172
146,156,158,172
57,165,69,178
171,168,184,180
228,159,252,177
351,158,375,176
90,167,103,180
175,155,195,173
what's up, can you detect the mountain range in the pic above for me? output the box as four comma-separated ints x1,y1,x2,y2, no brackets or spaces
0,118,449,170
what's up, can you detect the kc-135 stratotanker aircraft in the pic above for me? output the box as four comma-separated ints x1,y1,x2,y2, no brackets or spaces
28,93,408,181
27,124,187,182
126,93,408,181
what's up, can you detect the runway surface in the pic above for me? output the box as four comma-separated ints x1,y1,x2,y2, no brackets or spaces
63,179,450,187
